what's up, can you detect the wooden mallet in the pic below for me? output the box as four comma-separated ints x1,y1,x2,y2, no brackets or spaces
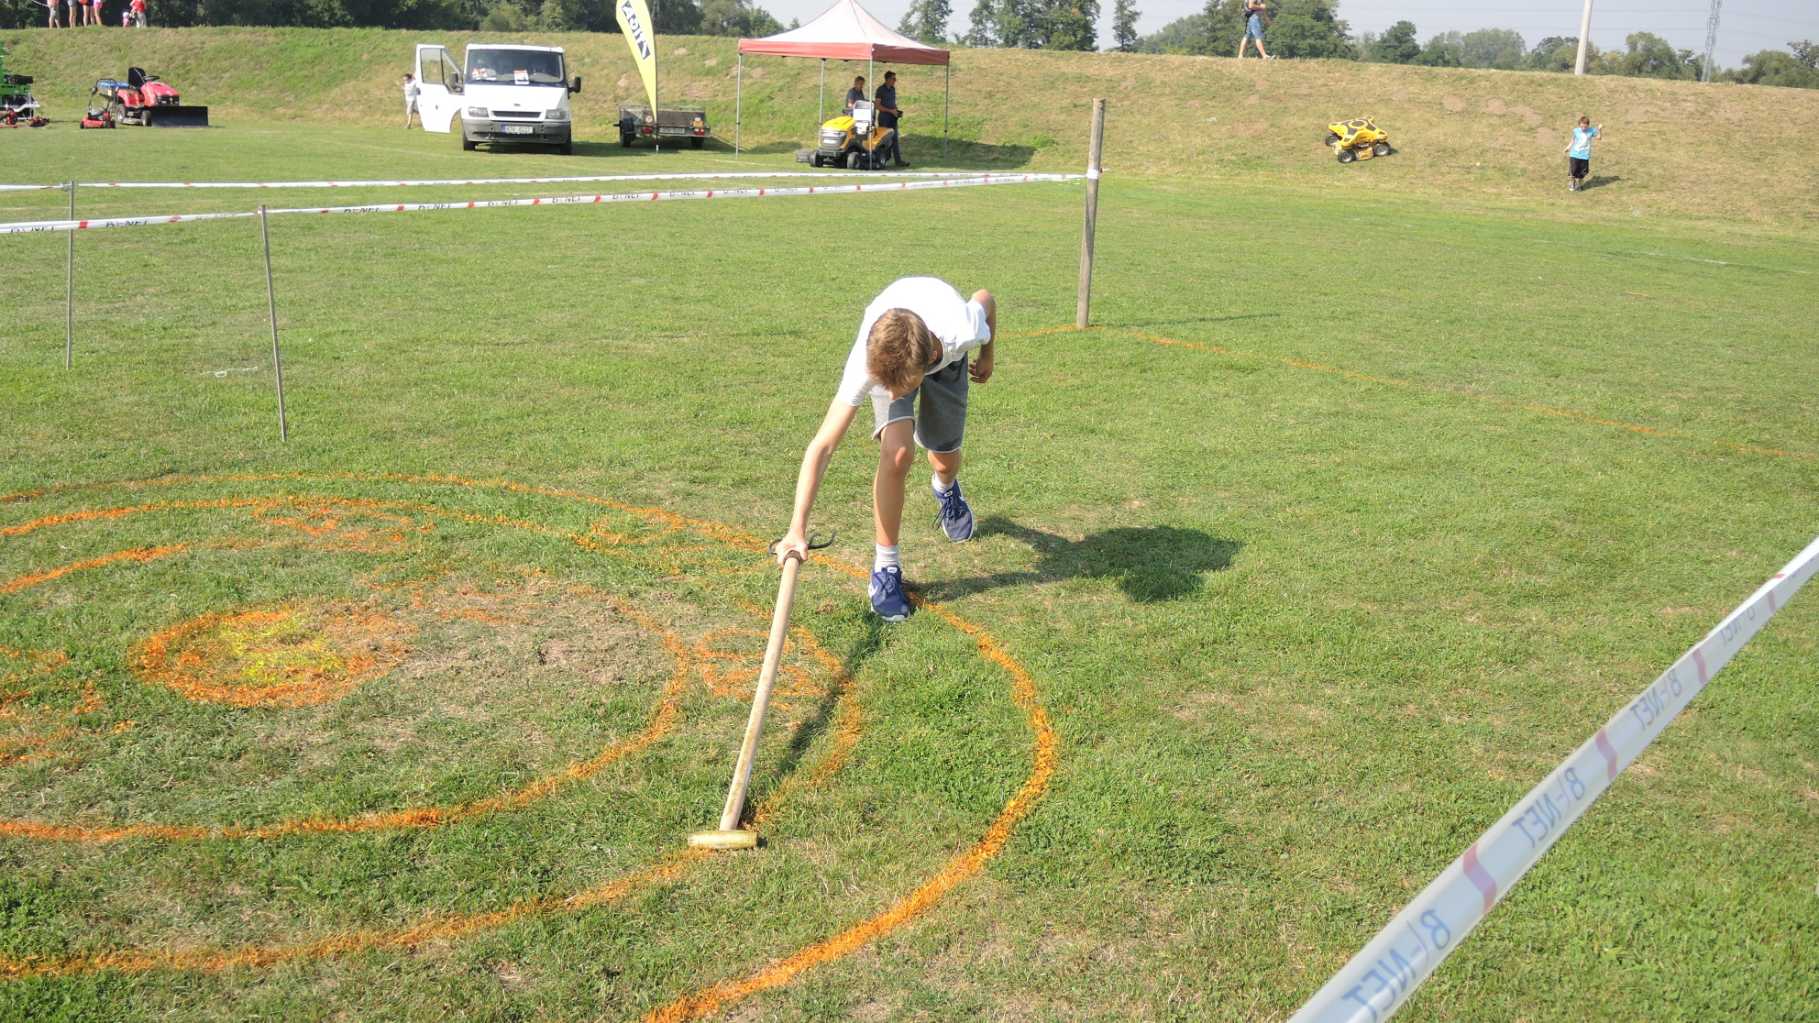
688,531,834,851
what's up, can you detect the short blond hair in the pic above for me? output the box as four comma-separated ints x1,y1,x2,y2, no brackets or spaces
866,309,939,397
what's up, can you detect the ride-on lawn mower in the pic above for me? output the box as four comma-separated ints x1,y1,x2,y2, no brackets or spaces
811,100,894,170
91,68,209,127
0,42,48,127
1325,117,1391,164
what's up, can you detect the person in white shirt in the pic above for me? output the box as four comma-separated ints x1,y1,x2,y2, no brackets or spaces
776,277,998,621
402,73,420,128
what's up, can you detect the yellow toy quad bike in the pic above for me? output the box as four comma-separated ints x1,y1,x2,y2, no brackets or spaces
812,100,896,170
1325,117,1392,164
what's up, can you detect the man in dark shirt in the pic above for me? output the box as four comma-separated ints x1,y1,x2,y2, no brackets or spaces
874,70,908,167
843,76,866,115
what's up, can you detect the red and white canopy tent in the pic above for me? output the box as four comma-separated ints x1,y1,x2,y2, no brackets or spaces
734,0,951,156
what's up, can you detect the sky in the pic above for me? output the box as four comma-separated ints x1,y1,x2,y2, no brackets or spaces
757,0,1819,69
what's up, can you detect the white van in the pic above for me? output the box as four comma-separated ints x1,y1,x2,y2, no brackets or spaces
414,43,581,154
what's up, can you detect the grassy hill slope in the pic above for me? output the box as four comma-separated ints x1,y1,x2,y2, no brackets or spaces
4,26,1819,226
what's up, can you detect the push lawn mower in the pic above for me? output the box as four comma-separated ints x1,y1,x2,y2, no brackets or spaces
91,67,209,127
1325,116,1391,164
810,100,895,170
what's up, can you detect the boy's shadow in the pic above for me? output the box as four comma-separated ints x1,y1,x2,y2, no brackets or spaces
917,517,1242,604
1580,175,1622,191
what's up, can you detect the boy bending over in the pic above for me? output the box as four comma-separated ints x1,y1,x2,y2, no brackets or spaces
776,277,997,621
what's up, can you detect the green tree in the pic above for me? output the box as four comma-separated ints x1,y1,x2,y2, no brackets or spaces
1727,44,1819,89
1458,27,1524,69
897,0,952,45
1041,0,1100,50
1417,30,1463,67
1136,12,1208,53
1198,0,1246,56
1112,0,1140,52
1614,31,1694,79
1365,20,1420,63
1526,35,1589,72
1260,0,1354,60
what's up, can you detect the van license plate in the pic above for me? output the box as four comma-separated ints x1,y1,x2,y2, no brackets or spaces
502,124,534,135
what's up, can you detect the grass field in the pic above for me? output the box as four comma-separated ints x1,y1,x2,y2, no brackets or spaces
2,37,1818,1023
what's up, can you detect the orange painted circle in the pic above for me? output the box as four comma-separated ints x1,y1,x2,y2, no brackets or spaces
0,473,1056,1023
134,601,412,709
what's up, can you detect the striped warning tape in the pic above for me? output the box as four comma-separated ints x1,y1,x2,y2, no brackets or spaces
1289,534,1819,1023
0,170,1030,193
0,173,1080,236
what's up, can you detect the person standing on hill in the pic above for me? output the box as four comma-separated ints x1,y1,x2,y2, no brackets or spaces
47,0,60,28
1564,115,1602,191
131,0,146,27
64,0,77,28
1238,0,1275,60
402,73,420,128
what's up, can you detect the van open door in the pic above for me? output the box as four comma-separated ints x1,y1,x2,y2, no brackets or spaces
414,44,463,134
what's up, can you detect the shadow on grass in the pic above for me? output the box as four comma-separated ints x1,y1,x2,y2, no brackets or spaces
918,517,1242,604
1578,174,1622,192
768,614,886,786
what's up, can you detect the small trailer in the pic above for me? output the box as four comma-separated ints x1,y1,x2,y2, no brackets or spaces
616,104,708,148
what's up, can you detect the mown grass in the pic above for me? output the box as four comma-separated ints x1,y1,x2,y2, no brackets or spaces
1,79,1816,1023
4,26,1819,225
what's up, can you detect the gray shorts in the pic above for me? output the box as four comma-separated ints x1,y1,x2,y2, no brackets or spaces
871,357,968,453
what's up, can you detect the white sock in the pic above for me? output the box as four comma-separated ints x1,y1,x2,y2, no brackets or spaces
932,472,954,495
874,545,900,572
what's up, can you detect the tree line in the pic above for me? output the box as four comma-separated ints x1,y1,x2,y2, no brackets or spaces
0,0,787,36
1137,0,1819,89
2,0,1814,89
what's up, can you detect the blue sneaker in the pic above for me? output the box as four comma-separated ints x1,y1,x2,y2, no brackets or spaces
869,565,910,621
934,480,974,542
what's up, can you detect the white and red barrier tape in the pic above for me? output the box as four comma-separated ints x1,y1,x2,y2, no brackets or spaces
0,170,1038,193
0,173,1078,235
1289,534,1819,1023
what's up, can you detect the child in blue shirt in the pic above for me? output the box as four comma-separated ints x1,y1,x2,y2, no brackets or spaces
1565,115,1602,192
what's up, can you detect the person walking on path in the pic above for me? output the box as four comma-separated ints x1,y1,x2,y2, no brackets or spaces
1238,0,1275,60
776,277,998,622
402,73,420,128
1564,115,1602,191
874,70,909,167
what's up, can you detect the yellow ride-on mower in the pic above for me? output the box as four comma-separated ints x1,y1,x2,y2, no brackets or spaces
811,100,895,170
1325,117,1392,164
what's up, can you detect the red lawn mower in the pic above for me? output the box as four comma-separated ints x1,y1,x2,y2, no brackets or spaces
90,67,209,127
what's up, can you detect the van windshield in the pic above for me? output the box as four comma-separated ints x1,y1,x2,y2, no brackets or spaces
466,49,565,86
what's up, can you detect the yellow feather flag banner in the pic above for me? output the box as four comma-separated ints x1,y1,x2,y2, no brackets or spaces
616,0,659,111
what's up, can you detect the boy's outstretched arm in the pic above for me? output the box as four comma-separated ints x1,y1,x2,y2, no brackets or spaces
969,289,997,384
777,398,860,565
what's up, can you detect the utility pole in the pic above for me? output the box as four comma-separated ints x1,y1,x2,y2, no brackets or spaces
1574,0,1594,75
1702,0,1722,82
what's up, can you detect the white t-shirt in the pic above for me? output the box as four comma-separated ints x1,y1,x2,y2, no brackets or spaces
403,79,421,100
835,277,991,406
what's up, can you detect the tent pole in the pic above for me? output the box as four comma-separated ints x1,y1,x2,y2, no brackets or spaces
735,53,742,156
943,63,949,158
819,59,825,125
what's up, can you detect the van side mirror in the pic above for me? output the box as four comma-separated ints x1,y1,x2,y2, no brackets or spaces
569,76,582,94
